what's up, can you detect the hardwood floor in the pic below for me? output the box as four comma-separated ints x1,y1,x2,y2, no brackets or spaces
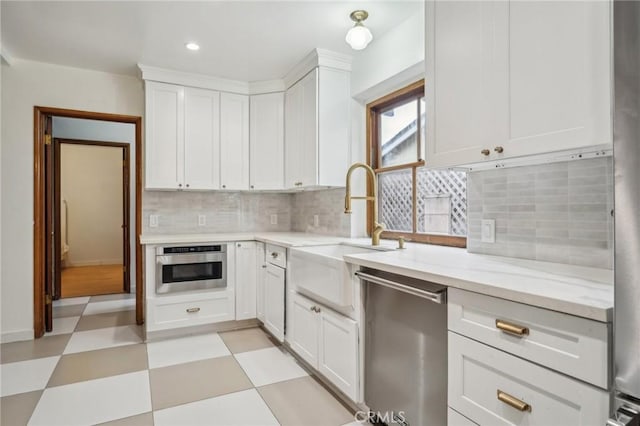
61,265,124,298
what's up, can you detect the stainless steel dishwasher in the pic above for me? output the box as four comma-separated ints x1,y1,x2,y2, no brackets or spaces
356,268,447,426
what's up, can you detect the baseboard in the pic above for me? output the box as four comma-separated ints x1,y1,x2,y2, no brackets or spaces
1,329,34,343
144,319,260,342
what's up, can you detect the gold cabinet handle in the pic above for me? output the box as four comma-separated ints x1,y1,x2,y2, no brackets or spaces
494,146,504,153
186,307,201,313
497,390,531,412
496,319,529,337
481,149,490,156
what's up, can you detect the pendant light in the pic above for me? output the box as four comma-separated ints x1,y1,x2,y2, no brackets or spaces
345,10,373,50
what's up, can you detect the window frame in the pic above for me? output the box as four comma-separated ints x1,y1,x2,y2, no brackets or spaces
366,80,467,248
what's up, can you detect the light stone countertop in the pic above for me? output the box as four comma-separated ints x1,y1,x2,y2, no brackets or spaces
139,232,613,322
343,243,613,322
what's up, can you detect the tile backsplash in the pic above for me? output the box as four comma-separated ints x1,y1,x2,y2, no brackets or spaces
467,157,614,269
291,188,351,237
142,188,350,237
143,191,292,234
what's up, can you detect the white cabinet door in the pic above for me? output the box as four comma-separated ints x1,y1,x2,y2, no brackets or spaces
264,263,285,342
235,242,257,321
506,1,611,156
285,79,304,188
319,306,358,401
299,68,319,188
220,93,250,190
448,332,609,425
425,1,509,169
250,93,284,190
425,1,611,168
184,87,220,190
290,293,320,368
256,242,266,322
145,81,184,189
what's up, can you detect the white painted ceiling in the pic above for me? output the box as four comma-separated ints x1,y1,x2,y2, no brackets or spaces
1,1,421,81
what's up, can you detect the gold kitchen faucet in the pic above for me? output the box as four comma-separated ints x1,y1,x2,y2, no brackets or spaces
344,162,385,246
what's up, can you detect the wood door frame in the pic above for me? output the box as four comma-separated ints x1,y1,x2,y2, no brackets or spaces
34,106,143,338
54,138,131,298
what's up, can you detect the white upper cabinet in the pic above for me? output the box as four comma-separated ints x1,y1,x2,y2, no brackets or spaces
285,67,350,189
145,81,221,190
184,87,220,190
220,93,250,190
250,93,285,190
425,1,612,169
145,81,185,190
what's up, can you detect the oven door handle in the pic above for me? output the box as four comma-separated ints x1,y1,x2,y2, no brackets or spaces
157,253,224,265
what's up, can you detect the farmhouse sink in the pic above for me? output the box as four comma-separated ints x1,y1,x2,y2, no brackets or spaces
289,244,390,309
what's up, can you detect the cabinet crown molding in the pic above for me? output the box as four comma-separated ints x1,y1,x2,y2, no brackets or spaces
138,48,351,96
283,48,352,89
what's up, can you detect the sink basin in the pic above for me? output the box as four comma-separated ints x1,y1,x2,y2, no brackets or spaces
289,244,386,310
296,243,386,260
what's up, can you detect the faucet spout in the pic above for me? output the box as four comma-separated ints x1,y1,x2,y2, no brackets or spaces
344,162,385,245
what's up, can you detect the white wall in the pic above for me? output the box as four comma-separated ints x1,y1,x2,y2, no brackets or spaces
348,6,425,237
0,59,143,342
61,144,124,266
351,4,425,103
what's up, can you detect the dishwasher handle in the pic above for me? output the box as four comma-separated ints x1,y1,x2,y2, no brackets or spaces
355,271,446,304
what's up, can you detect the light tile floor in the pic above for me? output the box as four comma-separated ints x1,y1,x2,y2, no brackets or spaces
0,294,358,425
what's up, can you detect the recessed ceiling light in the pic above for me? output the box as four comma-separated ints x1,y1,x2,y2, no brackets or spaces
185,42,200,51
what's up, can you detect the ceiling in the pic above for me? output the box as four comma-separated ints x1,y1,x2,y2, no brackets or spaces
1,1,422,82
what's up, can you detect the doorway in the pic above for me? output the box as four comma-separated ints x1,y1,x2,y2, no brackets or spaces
34,107,143,337
55,139,130,299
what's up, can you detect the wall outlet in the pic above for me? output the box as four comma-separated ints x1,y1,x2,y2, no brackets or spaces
313,214,320,227
149,214,159,228
270,214,278,225
481,219,496,243
198,214,206,227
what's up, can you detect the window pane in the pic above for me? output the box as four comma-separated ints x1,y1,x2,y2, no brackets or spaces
378,169,413,232
380,100,419,168
416,167,467,236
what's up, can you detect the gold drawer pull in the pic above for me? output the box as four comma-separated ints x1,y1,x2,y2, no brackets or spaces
186,307,201,313
497,390,531,412
496,319,529,337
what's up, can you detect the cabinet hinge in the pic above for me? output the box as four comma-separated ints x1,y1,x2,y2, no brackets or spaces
45,294,52,305
44,134,52,146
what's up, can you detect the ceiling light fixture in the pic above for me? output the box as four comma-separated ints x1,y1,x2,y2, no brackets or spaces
185,42,200,51
345,10,373,51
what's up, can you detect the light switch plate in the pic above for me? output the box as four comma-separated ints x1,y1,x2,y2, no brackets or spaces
270,214,278,225
198,214,206,227
481,219,495,243
313,215,319,227
149,215,159,228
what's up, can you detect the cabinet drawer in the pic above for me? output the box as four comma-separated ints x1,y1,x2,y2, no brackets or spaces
449,332,609,426
448,288,609,388
150,293,234,330
266,244,287,268
448,408,477,426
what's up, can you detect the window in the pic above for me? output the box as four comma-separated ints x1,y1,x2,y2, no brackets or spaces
367,80,467,247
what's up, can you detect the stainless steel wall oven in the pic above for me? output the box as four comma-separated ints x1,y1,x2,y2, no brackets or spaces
156,245,227,294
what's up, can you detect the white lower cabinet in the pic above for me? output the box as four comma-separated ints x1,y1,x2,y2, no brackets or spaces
264,263,285,342
448,332,609,425
448,408,478,426
235,242,257,321
447,289,610,425
290,293,359,402
147,291,235,332
256,242,266,322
